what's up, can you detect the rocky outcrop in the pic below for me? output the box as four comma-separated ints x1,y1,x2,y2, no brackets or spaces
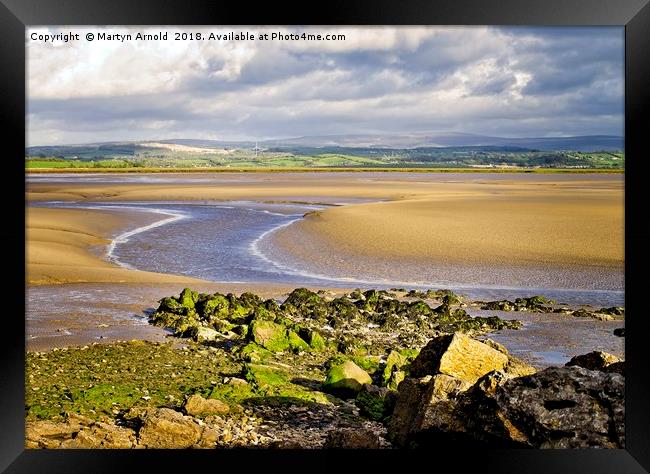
408,333,531,384
481,296,554,312
149,288,522,359
388,337,625,449
480,297,624,321
388,333,536,446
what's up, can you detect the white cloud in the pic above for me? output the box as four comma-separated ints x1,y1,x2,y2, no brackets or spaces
26,26,624,145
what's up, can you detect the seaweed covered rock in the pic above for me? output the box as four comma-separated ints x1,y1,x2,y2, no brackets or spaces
355,385,395,421
405,289,461,303
565,351,621,372
481,296,554,312
249,320,290,352
281,288,329,321
599,306,625,316
382,349,419,390
571,308,614,321
323,360,372,398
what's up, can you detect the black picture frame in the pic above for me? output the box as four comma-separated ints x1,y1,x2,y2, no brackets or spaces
2,0,649,472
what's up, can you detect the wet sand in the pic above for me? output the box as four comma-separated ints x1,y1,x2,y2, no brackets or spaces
27,207,208,285
26,282,342,351
269,176,623,290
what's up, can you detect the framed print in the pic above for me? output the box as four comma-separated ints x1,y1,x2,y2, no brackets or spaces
2,0,649,472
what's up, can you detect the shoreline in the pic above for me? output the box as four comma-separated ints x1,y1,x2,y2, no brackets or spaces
26,167,625,174
26,206,209,286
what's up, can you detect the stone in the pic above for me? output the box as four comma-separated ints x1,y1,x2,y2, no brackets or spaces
388,374,471,446
614,327,625,337
323,360,372,398
565,351,621,371
409,333,509,384
189,326,219,344
26,414,136,449
183,394,230,416
355,384,395,421
323,428,381,449
179,288,197,310
287,330,310,352
392,366,625,449
59,421,135,449
605,361,625,375
249,319,290,352
281,288,329,321
571,308,614,321
137,408,203,448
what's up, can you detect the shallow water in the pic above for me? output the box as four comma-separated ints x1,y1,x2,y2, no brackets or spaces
33,199,624,306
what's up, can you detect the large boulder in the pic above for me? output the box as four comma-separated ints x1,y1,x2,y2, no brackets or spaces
323,360,372,398
388,374,470,447
137,408,203,448
565,351,621,371
391,366,625,449
409,333,510,384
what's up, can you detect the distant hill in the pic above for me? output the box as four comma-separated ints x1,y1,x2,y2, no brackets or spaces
28,133,623,154
25,133,624,170
255,133,623,152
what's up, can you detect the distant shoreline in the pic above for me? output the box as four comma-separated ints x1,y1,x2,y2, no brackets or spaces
25,167,624,174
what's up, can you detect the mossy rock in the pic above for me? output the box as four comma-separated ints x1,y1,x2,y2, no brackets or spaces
328,297,362,320
323,360,372,398
244,363,330,405
281,288,329,321
356,385,395,421
299,329,326,351
237,342,272,362
179,288,198,309
350,355,381,375
200,294,230,320
157,296,185,314
287,330,310,353
381,349,419,388
249,320,290,352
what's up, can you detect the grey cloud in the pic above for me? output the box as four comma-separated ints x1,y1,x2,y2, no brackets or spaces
27,26,624,145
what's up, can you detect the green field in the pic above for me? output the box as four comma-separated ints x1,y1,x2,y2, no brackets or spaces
25,144,625,171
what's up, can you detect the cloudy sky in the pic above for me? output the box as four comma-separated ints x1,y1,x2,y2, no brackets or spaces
27,26,623,146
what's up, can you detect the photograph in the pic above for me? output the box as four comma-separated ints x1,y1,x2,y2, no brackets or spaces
21,23,631,452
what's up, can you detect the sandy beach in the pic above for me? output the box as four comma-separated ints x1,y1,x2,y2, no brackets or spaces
27,173,624,286
272,184,624,271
